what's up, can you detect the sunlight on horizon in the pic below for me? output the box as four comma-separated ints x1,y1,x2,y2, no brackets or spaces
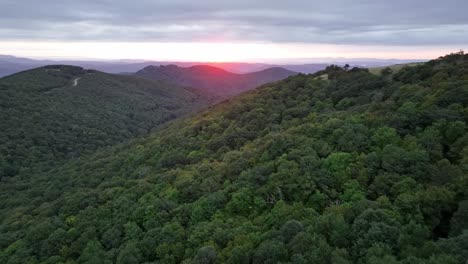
0,41,462,62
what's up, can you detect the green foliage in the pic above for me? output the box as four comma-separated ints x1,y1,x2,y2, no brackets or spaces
0,65,212,177
79,240,110,264
0,54,467,263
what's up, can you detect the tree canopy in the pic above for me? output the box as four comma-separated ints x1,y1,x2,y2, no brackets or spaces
0,53,467,263
0,65,212,178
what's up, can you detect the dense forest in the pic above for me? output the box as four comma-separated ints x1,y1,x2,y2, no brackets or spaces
0,65,213,178
0,53,467,263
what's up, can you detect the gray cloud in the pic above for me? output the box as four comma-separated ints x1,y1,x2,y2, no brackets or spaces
1,0,468,45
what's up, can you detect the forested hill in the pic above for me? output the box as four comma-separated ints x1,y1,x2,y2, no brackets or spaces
0,65,213,178
1,53,467,263
135,64,296,99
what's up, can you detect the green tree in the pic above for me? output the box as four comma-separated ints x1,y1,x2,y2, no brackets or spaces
79,240,110,264
253,240,288,264
116,241,142,264
450,200,468,236
193,246,217,264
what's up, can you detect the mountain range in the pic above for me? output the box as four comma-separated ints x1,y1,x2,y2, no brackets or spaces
135,64,296,99
0,53,466,263
0,62,298,176
0,54,423,77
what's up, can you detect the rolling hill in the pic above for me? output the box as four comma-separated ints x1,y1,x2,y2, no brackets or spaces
135,65,297,99
0,65,213,177
0,53,466,263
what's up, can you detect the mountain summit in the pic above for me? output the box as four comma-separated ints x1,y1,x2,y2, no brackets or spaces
135,64,296,99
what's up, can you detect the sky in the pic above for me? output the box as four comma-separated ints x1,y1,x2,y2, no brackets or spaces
1,0,467,62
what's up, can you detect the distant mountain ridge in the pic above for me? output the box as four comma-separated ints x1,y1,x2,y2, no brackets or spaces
0,54,424,77
135,64,297,99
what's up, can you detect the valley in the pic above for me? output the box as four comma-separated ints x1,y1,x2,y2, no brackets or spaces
0,65,214,178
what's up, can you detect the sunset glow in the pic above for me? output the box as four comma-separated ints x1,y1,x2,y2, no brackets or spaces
0,41,462,63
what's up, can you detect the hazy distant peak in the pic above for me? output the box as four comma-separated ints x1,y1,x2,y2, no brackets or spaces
255,67,296,73
188,64,231,72
135,64,296,99
141,64,232,74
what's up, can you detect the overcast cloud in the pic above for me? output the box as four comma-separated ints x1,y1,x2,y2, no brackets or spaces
1,0,468,45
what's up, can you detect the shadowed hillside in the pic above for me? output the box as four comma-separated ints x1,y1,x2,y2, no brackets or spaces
135,64,297,99
0,65,214,177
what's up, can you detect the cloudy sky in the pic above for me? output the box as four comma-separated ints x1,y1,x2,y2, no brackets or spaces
1,0,467,61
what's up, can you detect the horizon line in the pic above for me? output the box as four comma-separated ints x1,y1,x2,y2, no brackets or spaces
1,53,428,65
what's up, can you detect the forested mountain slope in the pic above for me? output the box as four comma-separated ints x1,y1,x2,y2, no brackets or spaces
0,65,213,178
135,64,296,99
1,53,467,263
